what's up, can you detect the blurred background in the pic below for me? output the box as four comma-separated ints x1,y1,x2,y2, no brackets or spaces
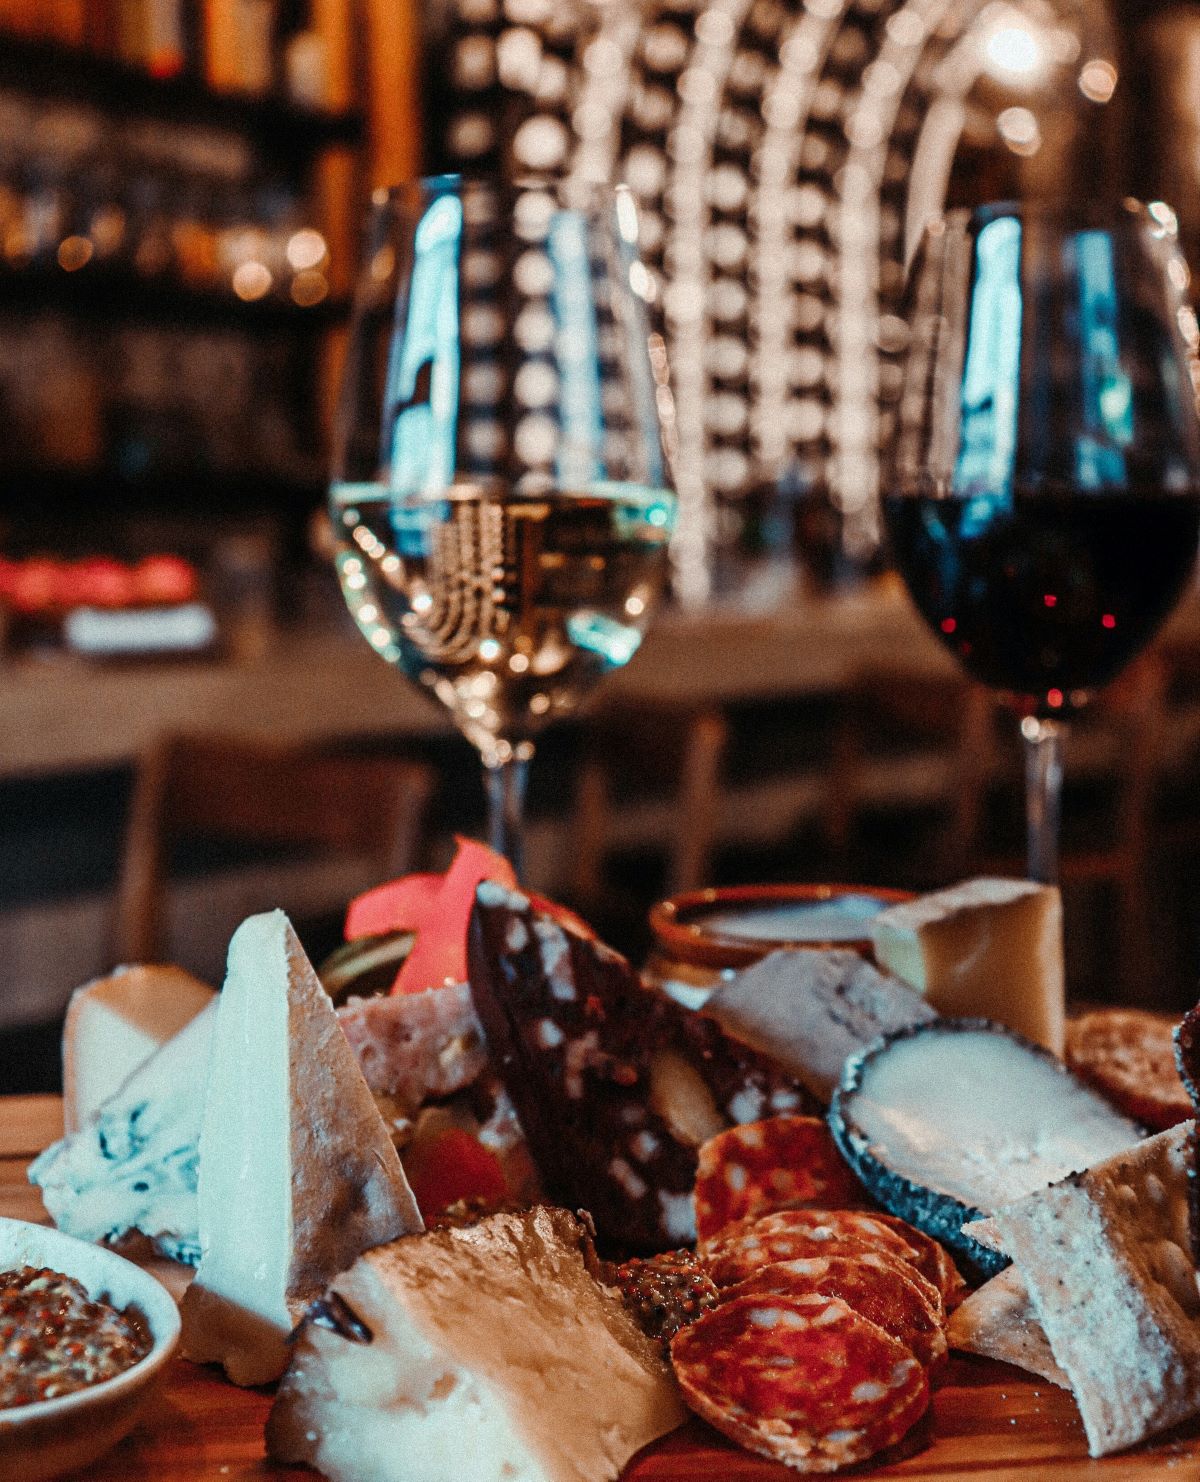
3,0,1200,1089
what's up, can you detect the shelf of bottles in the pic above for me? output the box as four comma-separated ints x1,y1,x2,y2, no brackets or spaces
0,0,363,523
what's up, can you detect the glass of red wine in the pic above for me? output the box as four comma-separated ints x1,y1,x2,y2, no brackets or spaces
884,201,1200,883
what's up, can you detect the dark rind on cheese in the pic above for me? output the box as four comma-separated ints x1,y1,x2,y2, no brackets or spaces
829,1018,1093,1281
467,886,814,1252
1173,1008,1200,1266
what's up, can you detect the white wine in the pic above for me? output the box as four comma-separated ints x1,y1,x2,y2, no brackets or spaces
332,482,676,761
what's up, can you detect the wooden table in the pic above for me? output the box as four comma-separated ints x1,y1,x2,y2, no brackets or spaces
5,1095,1200,1479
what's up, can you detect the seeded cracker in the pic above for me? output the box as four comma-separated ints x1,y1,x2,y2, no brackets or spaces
968,1122,1200,1456
946,1265,1068,1387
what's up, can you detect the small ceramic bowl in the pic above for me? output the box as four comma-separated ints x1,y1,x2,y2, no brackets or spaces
0,1217,181,1482
647,883,913,1007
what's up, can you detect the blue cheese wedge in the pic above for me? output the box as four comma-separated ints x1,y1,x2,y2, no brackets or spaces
180,910,423,1387
30,998,216,1264
267,1206,685,1482
62,964,215,1133
871,878,1065,1054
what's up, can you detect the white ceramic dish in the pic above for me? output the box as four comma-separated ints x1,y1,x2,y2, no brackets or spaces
0,1217,180,1482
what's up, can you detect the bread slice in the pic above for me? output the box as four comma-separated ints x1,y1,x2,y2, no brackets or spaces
267,1206,685,1482
970,1122,1200,1456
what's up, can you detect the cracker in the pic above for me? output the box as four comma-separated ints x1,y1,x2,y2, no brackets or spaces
946,1265,1068,1388
981,1121,1200,1457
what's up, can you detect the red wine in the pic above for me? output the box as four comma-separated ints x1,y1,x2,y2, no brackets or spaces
883,490,1200,713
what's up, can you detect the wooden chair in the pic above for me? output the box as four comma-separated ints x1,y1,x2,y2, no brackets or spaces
113,735,434,964
826,666,997,889
569,702,729,913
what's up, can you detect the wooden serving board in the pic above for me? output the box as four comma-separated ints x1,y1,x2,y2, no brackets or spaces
7,1096,1200,1481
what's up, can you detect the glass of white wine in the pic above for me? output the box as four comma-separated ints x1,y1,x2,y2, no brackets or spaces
332,176,678,876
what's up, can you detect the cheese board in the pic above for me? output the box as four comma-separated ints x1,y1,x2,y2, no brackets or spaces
3,1097,1200,1482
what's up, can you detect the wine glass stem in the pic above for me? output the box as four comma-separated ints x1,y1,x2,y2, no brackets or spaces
483,751,531,880
1022,716,1065,885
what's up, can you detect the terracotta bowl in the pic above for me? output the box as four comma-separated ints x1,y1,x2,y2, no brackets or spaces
0,1218,181,1482
647,883,913,1007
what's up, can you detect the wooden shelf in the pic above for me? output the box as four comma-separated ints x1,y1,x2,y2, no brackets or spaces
0,34,365,155
0,263,352,332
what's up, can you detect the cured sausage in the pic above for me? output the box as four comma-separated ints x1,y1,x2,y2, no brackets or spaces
670,1292,929,1472
693,1117,862,1243
721,1253,947,1370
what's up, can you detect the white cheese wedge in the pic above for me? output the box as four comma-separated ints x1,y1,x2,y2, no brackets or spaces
63,964,215,1133
871,878,1065,1054
267,1206,685,1482
180,910,423,1387
30,998,216,1264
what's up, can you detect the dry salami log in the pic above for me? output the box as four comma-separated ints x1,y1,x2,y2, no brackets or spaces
721,1254,947,1371
670,1292,930,1473
693,1117,863,1244
468,883,815,1251
701,1208,963,1310
1066,1009,1190,1131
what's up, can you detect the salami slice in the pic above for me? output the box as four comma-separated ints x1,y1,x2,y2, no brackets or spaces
721,1254,947,1371
701,1208,962,1310
693,1117,863,1244
670,1292,929,1473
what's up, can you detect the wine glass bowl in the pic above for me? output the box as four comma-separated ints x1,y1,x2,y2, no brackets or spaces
884,200,1200,880
332,176,677,872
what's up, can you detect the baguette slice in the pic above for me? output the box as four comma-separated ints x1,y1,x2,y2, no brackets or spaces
267,1206,685,1482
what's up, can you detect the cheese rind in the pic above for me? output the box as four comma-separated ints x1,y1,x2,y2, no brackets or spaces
63,965,215,1133
871,878,1065,1054
267,1207,685,1482
180,910,422,1386
30,999,217,1264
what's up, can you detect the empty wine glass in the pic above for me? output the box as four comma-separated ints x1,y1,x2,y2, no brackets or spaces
331,176,677,876
885,200,1200,882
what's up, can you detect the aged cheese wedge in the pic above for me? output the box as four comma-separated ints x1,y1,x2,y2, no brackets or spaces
267,1206,685,1482
872,878,1065,1054
30,997,217,1264
966,1122,1200,1457
180,910,423,1386
703,948,936,1103
63,964,215,1133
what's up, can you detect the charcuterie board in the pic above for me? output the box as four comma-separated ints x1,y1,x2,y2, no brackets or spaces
5,1095,1200,1482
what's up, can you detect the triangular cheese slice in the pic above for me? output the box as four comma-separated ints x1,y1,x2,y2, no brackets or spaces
63,964,215,1133
181,910,423,1385
31,997,217,1265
